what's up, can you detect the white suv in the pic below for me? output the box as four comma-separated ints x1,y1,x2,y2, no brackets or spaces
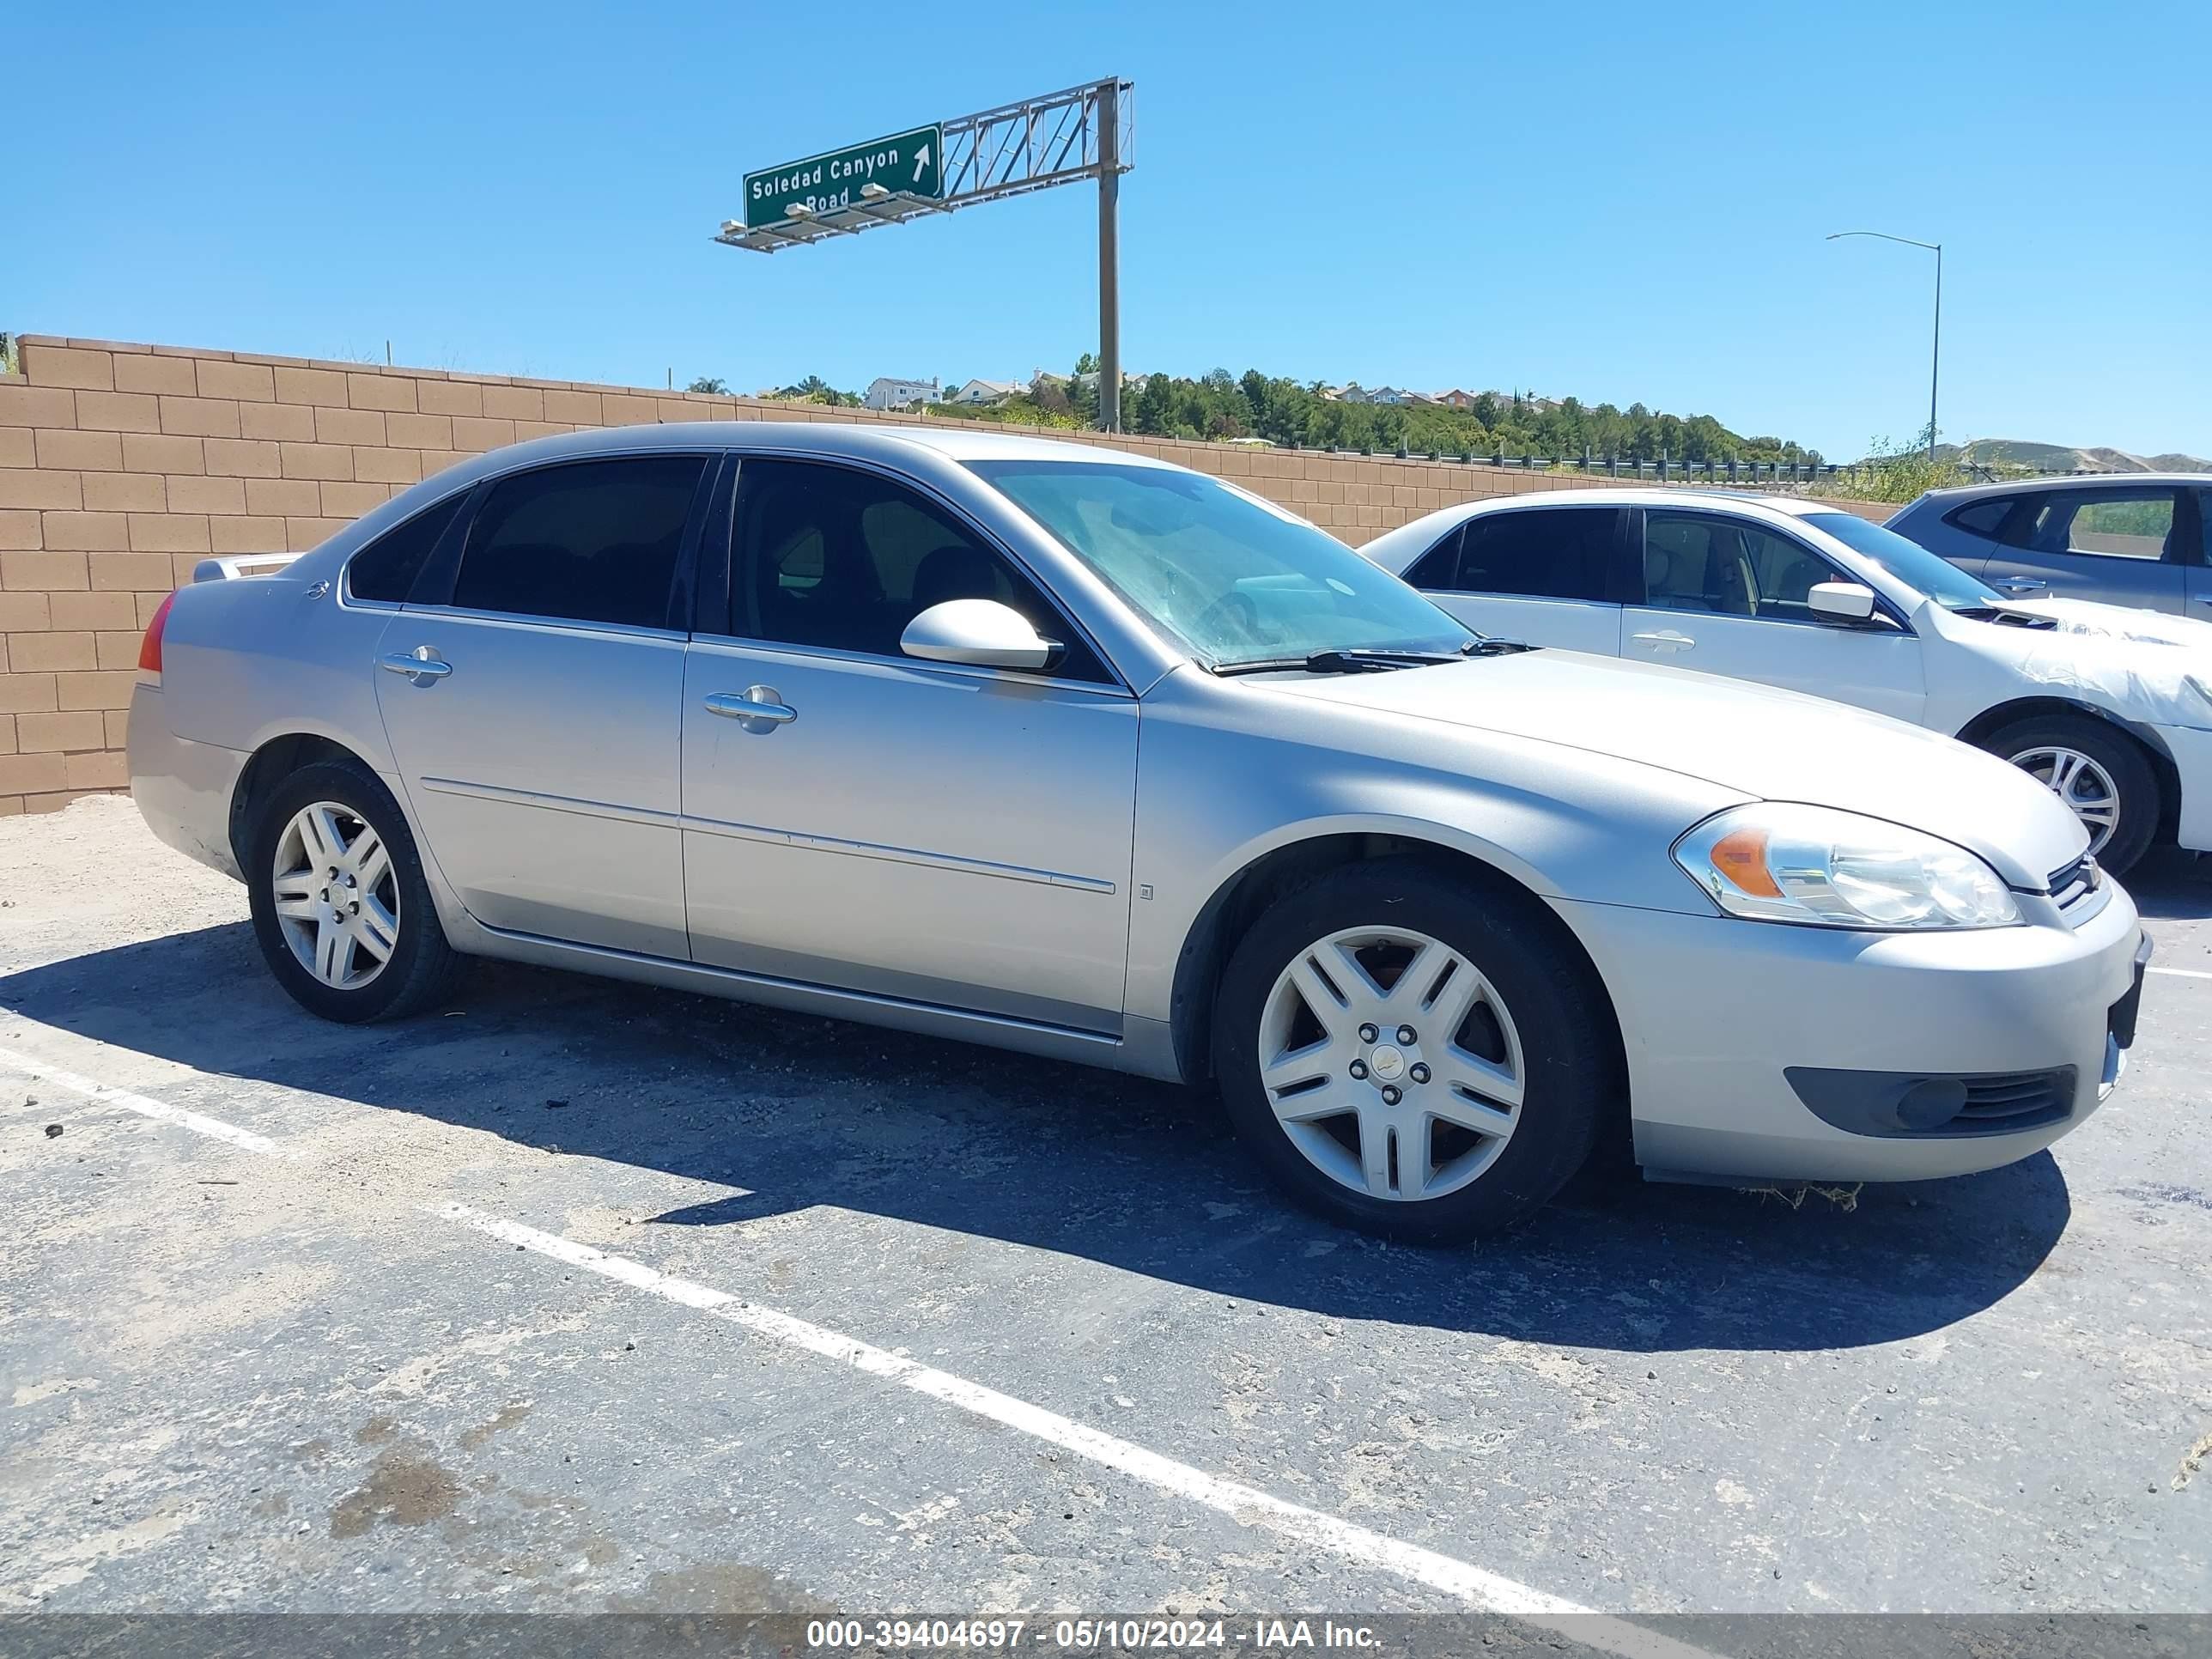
1363,489,2212,874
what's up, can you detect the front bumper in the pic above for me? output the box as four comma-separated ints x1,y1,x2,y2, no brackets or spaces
1559,880,2145,1184
2158,722,2212,855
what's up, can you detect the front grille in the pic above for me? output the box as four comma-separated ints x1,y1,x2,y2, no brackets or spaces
2047,854,2110,924
1952,1067,2077,1130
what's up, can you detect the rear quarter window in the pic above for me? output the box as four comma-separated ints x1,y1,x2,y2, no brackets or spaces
1402,526,1464,589
346,494,466,604
1942,498,2014,538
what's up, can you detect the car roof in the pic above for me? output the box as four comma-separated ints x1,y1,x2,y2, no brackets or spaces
1419,486,1839,518
1914,471,2209,502
425,420,1180,471
1357,486,1852,572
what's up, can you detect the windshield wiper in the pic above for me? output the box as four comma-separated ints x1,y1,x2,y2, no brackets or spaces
1212,647,1457,677
1211,641,1537,677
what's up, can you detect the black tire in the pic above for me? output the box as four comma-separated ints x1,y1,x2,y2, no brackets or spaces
1212,859,1619,1242
245,757,461,1023
1978,714,2159,877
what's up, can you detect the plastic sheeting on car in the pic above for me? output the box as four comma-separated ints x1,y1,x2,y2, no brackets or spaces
2001,598,2212,730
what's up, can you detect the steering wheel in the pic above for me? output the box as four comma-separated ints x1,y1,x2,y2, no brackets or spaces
1193,589,1263,647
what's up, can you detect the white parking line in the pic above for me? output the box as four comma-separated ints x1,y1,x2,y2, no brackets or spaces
0,1036,1717,1658
2148,965,2212,981
1,1048,295,1158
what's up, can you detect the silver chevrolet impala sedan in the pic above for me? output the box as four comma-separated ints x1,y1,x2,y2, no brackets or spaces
129,425,2151,1238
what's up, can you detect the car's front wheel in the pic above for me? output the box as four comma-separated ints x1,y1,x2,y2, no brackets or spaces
1979,714,2159,876
245,758,459,1022
1212,860,1616,1241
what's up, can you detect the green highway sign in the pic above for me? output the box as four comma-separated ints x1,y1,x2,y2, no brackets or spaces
744,125,944,228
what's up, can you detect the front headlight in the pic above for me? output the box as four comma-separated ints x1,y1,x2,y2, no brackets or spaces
1673,805,2022,930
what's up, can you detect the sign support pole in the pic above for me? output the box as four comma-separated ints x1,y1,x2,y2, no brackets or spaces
1097,82,1121,434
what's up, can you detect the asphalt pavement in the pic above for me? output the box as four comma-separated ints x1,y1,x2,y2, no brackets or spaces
3,796,2207,1645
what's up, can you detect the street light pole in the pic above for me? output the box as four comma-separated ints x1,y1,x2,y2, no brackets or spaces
1826,230,1943,463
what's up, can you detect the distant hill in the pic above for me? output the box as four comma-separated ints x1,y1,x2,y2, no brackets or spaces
1926,438,2211,475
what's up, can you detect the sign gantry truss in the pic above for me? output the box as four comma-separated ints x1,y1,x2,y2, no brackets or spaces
716,79,1133,252
715,77,1133,429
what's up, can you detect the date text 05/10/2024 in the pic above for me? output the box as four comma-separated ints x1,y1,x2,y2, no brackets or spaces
804,1618,1382,1650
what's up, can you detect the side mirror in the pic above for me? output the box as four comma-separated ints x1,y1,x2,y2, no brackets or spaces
1808,580,1879,624
900,599,1061,672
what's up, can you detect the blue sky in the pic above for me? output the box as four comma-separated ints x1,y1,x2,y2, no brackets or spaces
10,2,2208,459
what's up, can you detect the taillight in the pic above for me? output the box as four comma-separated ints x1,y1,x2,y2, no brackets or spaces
138,591,177,678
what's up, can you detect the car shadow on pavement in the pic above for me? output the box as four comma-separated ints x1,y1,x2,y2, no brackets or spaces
2126,848,2212,921
2,921,2075,1357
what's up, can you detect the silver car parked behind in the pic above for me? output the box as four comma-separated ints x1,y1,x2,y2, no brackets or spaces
130,426,2148,1238
1888,473,2212,614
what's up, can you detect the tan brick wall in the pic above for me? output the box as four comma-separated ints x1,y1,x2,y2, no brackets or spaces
0,333,1881,815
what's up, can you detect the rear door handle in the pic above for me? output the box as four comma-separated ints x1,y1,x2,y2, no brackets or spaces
380,647,452,681
1996,578,2048,595
704,687,798,728
1631,629,1696,652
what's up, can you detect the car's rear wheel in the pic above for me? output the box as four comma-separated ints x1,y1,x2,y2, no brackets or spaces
1979,714,2159,876
1212,860,1615,1241
246,758,459,1022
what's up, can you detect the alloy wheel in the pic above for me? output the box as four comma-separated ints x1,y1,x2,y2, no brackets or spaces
270,801,400,989
2008,745,2120,856
1256,926,1524,1202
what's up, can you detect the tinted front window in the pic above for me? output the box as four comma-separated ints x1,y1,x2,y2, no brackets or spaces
729,459,1105,678
1641,514,1840,621
1457,508,1617,601
969,459,1472,667
347,493,465,604
450,457,705,628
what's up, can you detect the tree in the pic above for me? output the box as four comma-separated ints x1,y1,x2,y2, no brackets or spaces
890,356,1819,470
1069,355,1099,425
1134,373,1174,435
686,376,729,395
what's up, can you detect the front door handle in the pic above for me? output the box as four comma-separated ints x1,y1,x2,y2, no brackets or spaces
704,687,798,730
380,647,452,681
1631,629,1696,652
1996,578,2048,595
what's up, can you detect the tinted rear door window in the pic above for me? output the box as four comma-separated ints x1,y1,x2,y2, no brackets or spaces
2005,488,2180,561
450,457,708,628
1456,508,1617,600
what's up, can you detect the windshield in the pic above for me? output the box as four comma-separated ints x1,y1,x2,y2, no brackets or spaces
966,459,1474,667
1803,512,2004,610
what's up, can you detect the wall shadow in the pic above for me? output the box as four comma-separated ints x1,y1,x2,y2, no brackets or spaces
0,921,2075,1356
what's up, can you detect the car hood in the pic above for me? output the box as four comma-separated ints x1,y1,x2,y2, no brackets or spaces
1929,598,2212,731
1259,650,2087,888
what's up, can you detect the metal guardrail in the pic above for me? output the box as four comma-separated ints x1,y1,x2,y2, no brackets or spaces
1288,443,1848,490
